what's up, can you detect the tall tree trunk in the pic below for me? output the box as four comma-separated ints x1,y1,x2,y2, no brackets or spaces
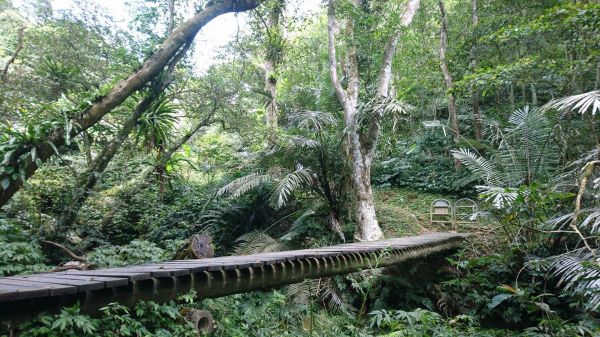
0,0,264,208
470,0,482,140
327,0,420,241
530,83,537,106
438,0,459,144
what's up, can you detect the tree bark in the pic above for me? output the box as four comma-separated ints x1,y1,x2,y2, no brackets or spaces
327,0,420,241
509,83,515,110
263,0,284,142
0,0,264,208
470,0,482,140
530,83,537,106
438,0,459,144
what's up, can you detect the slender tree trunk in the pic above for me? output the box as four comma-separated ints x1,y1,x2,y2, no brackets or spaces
263,1,284,143
509,83,515,110
0,0,264,208
438,0,459,144
327,0,420,241
470,0,482,140
530,83,537,106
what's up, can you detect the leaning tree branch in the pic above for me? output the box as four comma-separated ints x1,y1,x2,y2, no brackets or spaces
327,0,347,107
363,0,420,154
0,0,264,208
569,160,600,252
1,27,25,83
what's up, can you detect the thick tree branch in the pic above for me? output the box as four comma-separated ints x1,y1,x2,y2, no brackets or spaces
327,1,347,107
363,0,420,154
1,27,25,83
376,0,420,98
58,41,193,230
0,0,263,208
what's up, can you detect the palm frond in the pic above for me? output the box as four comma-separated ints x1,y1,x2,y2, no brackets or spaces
546,249,600,311
215,172,272,199
580,210,600,234
357,97,413,126
452,149,503,186
288,135,321,149
282,278,356,313
476,185,519,209
288,110,337,130
269,168,314,209
542,90,600,116
233,231,287,255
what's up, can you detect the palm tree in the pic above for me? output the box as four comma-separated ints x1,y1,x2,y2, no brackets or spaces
209,109,346,241
452,106,560,207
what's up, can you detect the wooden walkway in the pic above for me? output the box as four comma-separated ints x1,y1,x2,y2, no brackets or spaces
0,232,467,323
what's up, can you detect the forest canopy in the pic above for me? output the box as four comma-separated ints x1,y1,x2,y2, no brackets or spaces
0,0,600,336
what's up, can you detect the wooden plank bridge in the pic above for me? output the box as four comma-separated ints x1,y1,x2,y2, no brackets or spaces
0,232,467,323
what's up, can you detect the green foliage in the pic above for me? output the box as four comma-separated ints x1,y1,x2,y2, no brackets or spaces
0,218,47,276
201,291,367,337
19,301,196,337
373,131,474,194
86,240,168,268
370,308,498,337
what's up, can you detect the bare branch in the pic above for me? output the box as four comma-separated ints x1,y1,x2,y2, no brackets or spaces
41,240,87,262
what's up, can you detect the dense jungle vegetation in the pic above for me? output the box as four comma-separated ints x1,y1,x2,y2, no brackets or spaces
1,0,600,335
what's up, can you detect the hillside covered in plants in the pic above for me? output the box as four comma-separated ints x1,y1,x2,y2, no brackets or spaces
0,0,599,336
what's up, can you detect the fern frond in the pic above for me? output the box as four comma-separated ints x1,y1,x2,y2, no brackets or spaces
476,185,518,209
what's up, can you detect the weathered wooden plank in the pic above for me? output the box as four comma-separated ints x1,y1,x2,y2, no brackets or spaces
6,275,105,292
0,233,469,306
37,273,129,287
65,270,150,281
0,279,76,296
0,286,22,301
108,266,191,277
